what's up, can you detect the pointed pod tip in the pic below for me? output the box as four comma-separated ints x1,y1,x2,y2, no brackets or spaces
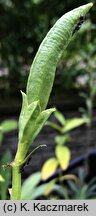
86,2,93,10
88,2,93,7
48,107,56,114
82,2,93,11
73,2,93,16
52,107,56,112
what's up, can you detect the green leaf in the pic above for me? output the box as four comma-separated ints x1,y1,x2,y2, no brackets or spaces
54,110,65,126
44,179,56,196
52,184,69,199
18,91,55,147
68,180,78,193
30,184,48,199
0,151,12,200
78,185,88,199
61,118,87,133
1,120,17,133
41,158,58,180
46,121,62,132
55,134,71,145
21,172,58,199
0,175,5,182
54,110,66,126
21,172,41,200
20,107,55,146
27,3,93,111
30,108,56,142
19,92,41,143
55,145,71,170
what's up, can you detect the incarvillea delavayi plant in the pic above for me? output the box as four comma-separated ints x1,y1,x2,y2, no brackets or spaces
8,3,93,200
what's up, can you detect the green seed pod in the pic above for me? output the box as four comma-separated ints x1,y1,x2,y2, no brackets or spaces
27,3,93,111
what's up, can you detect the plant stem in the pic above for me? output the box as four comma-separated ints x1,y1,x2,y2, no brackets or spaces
11,144,46,199
11,165,21,200
11,142,28,200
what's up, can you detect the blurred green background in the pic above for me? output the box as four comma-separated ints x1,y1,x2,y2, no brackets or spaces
0,0,95,101
0,0,96,200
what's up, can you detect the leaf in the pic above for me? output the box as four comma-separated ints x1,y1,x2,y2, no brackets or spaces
44,180,56,196
0,151,12,200
21,172,41,200
55,134,71,145
20,107,55,146
27,3,93,110
1,120,17,133
31,184,47,199
0,175,5,182
46,121,62,132
41,158,59,180
59,174,78,183
19,92,41,142
54,110,65,126
31,180,57,199
67,180,78,193
31,108,56,141
52,184,69,199
61,118,87,133
55,145,71,170
77,185,88,199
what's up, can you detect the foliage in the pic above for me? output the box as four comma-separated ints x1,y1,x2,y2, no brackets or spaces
0,151,12,200
60,17,96,93
0,120,17,145
21,167,96,200
0,120,15,199
0,0,95,97
21,171,57,200
41,158,59,180
20,171,77,199
0,0,65,94
55,145,71,170
21,172,41,199
78,60,96,126
51,169,96,199
41,110,87,180
67,169,96,199
47,110,88,133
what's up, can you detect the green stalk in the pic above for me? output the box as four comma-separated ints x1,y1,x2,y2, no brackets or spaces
11,144,46,199
11,165,21,200
10,3,93,200
11,142,29,199
10,143,28,200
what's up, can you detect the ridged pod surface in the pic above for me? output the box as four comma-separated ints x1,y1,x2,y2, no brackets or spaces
27,3,93,111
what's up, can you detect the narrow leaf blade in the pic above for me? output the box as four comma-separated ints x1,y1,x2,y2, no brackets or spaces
1,120,17,133
62,118,87,133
